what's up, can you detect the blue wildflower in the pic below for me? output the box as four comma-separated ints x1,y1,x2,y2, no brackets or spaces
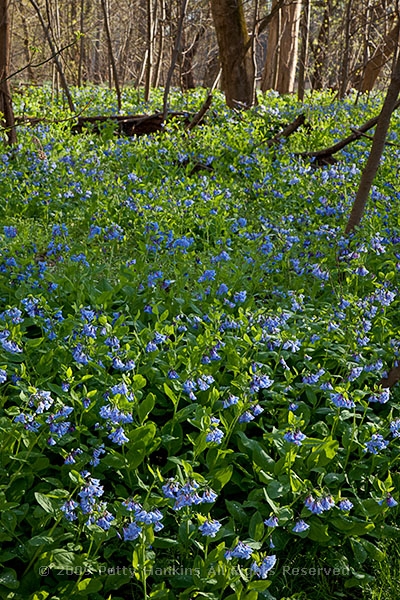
60,500,79,521
72,344,89,365
338,499,353,511
251,555,276,579
379,494,398,508
264,516,279,528
123,522,142,541
225,541,253,560
4,225,17,238
364,433,389,454
390,419,400,438
198,519,222,538
108,427,129,445
292,520,309,533
284,430,306,445
198,269,216,283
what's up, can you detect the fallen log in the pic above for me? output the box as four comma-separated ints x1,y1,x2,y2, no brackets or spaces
266,113,306,147
72,111,190,136
297,98,400,165
16,111,191,136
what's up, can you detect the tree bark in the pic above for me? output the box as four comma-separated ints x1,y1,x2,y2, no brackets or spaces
298,0,310,100
261,0,302,94
358,21,400,92
338,0,353,98
101,0,122,111
29,0,75,112
210,0,255,108
311,0,331,90
163,0,188,117
345,47,400,234
0,0,16,144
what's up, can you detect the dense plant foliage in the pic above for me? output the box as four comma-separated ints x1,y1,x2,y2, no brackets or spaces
0,87,399,600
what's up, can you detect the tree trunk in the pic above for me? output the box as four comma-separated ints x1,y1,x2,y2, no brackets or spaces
29,0,75,112
345,47,400,234
210,0,255,108
152,0,165,88
358,21,400,92
163,0,188,117
338,0,353,98
311,0,331,90
297,0,310,100
78,0,85,86
0,0,16,145
101,0,122,110
261,0,302,94
181,27,205,91
144,0,154,101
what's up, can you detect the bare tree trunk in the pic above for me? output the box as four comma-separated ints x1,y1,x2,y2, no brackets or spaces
358,21,400,92
262,0,302,94
29,0,75,111
163,0,188,117
101,0,122,111
0,0,16,144
181,26,205,90
345,46,400,234
78,0,85,86
211,0,255,108
19,9,36,83
311,0,331,90
144,0,156,101
152,0,165,88
298,0,310,100
338,0,353,97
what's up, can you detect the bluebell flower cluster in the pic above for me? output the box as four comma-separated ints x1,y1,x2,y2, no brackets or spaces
198,519,222,537
206,418,224,444
284,429,306,446
225,541,253,560
251,555,276,579
305,494,335,514
364,433,389,454
162,478,217,510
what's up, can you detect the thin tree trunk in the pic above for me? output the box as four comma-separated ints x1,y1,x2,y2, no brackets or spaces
144,0,154,101
78,0,85,86
298,0,310,100
163,0,188,117
19,10,36,83
338,0,353,97
29,0,75,112
0,0,16,144
345,47,400,234
100,0,122,111
152,0,165,88
311,0,331,90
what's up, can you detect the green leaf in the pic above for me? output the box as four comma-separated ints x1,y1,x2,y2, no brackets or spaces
34,492,56,515
76,578,103,593
226,500,248,524
164,383,178,407
249,511,264,541
0,568,19,589
359,539,385,561
209,464,233,491
28,535,54,547
138,392,155,423
132,374,147,390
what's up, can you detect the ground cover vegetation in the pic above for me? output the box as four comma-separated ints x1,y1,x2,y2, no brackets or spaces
0,87,399,600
